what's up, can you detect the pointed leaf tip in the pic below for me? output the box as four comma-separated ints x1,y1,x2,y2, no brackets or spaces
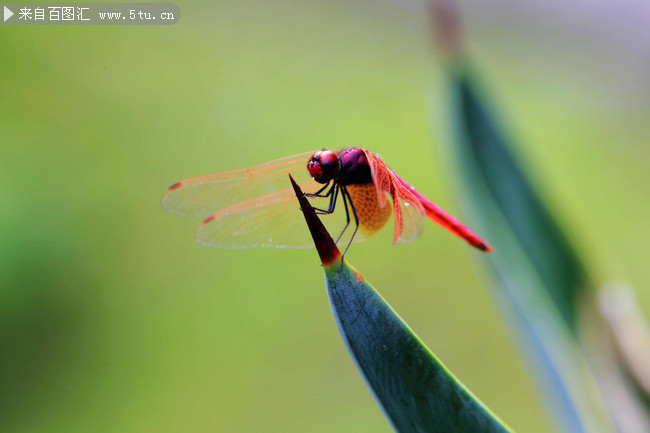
288,174,342,267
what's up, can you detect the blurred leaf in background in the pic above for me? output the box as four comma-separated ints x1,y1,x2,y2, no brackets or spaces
429,0,650,432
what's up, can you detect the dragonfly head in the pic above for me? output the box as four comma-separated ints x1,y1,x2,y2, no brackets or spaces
308,150,340,184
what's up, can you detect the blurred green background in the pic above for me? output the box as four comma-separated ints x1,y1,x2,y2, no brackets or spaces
1,1,649,432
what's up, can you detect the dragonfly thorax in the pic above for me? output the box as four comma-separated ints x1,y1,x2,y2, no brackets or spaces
337,148,372,186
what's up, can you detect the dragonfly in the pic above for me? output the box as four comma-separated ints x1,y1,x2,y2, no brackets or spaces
161,148,492,255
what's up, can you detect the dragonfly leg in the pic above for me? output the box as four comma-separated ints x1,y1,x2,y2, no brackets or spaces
334,187,351,244
313,184,339,215
338,186,359,271
304,182,336,213
305,181,332,198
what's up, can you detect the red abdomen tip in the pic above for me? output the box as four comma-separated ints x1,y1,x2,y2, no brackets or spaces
169,182,182,190
467,236,492,252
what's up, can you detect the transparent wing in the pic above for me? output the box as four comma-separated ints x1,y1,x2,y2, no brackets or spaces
392,187,425,244
161,151,318,218
360,148,425,244
196,179,371,249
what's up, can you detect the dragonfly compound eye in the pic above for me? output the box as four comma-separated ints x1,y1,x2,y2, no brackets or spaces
307,150,340,184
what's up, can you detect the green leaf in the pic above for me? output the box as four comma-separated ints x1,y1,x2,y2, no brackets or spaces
289,175,513,433
325,264,512,433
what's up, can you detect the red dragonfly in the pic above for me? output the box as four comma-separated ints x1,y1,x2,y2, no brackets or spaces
162,148,492,254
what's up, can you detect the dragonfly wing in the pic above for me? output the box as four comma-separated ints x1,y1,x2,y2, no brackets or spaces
196,186,313,248
196,178,371,249
391,187,425,244
360,148,425,243
363,149,391,209
162,151,317,218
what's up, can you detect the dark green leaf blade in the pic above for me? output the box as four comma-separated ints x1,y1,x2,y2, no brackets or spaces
325,264,512,433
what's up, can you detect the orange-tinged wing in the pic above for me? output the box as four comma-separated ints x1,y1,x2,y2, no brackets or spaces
346,183,392,238
161,151,317,218
162,149,372,249
361,149,426,244
364,149,392,210
196,179,319,248
196,183,373,249
392,191,426,243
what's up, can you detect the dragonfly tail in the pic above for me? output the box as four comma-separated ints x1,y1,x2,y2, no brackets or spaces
422,201,493,252
395,176,493,252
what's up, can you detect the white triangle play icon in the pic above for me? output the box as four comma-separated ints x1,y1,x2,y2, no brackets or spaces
4,6,14,22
